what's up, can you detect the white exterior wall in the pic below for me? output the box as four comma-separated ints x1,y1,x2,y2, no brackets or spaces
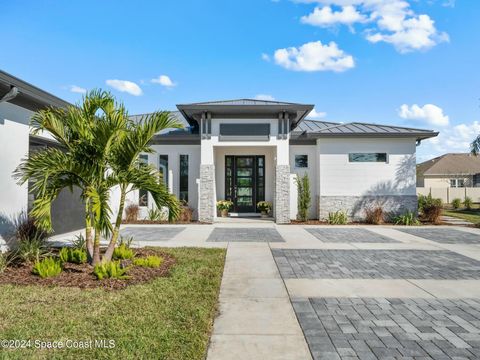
0,102,31,247
318,137,417,196
114,145,201,219
289,145,318,219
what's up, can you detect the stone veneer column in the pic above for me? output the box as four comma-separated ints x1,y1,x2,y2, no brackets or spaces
275,165,290,224
199,164,215,223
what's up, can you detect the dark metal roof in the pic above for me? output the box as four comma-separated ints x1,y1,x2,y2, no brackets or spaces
292,119,341,133
177,98,314,131
0,70,72,111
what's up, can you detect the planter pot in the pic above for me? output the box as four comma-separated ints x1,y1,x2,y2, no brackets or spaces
261,211,269,218
220,209,229,217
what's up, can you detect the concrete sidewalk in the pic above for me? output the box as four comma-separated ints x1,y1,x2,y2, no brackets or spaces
207,243,311,360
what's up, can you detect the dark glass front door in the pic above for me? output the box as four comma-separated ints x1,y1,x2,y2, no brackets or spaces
225,156,265,213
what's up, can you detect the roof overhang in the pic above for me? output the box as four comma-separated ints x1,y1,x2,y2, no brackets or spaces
291,131,439,141
177,102,314,131
0,70,71,111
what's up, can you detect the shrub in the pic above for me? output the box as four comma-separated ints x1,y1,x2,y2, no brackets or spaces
125,203,140,222
13,211,50,243
327,210,348,225
133,255,163,268
418,194,443,224
451,198,461,209
16,237,48,263
118,235,134,248
364,206,384,225
71,234,86,249
216,200,233,211
0,252,16,274
464,196,473,210
147,208,161,221
296,173,311,222
178,203,193,222
32,257,62,278
94,261,129,280
59,247,87,264
394,211,420,226
257,201,272,213
113,243,134,260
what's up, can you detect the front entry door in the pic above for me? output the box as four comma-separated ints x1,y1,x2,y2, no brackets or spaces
225,155,265,213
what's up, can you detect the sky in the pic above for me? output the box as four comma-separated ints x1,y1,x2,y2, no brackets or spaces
1,0,479,162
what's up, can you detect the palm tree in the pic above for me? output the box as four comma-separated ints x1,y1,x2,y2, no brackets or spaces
472,135,480,155
15,90,182,265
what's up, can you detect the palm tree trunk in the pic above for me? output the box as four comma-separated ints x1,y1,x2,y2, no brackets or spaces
85,200,94,262
92,228,101,265
103,187,126,262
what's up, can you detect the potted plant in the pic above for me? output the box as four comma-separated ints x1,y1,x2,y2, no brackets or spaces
257,201,272,218
216,200,233,217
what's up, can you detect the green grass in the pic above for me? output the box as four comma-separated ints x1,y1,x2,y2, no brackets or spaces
0,247,226,360
443,209,480,224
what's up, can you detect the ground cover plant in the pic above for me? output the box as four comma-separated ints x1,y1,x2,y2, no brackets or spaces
327,210,348,225
0,247,225,359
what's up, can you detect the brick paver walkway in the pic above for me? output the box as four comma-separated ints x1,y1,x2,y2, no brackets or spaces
207,228,285,242
119,226,186,241
396,228,480,244
305,228,399,243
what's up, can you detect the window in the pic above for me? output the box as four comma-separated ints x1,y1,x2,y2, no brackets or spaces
450,179,465,188
179,155,189,202
139,154,148,206
159,155,168,186
348,153,387,163
295,155,308,168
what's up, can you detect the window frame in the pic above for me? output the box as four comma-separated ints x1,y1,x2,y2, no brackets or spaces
294,154,309,168
159,154,169,187
348,152,388,163
179,154,189,203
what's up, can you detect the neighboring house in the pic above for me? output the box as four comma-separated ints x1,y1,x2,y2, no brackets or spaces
0,70,84,247
122,100,438,223
417,153,480,188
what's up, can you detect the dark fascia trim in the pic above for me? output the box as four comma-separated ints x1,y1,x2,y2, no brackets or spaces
0,70,72,111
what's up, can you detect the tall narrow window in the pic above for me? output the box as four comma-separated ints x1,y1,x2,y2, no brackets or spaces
139,154,148,207
159,155,169,186
179,155,189,202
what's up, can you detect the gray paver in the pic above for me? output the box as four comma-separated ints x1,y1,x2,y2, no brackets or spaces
207,227,285,242
292,298,480,360
119,226,186,241
396,228,480,244
272,249,480,279
305,228,399,243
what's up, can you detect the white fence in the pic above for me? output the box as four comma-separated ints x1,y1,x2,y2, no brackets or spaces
417,187,480,204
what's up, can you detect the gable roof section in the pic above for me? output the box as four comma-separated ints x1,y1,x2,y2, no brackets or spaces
291,121,438,141
417,153,480,176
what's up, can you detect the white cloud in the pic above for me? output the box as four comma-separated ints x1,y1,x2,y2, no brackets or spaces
69,85,86,94
151,75,176,88
301,5,367,27
273,40,355,72
399,104,449,127
105,79,143,96
254,94,276,101
308,108,327,119
261,53,271,61
294,0,448,53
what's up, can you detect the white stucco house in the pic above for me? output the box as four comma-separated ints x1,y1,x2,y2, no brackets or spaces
1,71,439,243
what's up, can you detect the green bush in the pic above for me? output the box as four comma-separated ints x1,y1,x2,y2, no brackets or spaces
133,255,163,268
71,234,86,250
147,208,162,221
464,196,473,210
59,247,87,264
394,211,420,226
418,194,443,224
113,243,134,260
94,261,129,280
32,257,62,278
327,210,348,225
451,198,461,209
296,173,311,222
16,237,49,264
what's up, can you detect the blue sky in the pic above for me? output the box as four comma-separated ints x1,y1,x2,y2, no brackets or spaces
1,0,479,161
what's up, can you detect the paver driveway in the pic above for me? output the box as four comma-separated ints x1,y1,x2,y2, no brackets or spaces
305,228,399,243
396,228,480,244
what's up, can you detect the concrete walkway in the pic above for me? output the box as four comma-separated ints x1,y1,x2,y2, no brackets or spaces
207,243,311,360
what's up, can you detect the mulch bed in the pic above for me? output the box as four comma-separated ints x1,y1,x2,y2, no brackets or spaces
0,249,176,291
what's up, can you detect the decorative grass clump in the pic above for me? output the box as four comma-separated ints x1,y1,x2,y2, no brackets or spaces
394,211,420,226
113,243,134,260
59,247,87,264
327,210,348,225
32,257,62,278
133,255,163,268
94,261,129,280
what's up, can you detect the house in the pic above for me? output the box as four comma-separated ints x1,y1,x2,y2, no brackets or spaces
120,100,438,223
0,70,84,248
1,71,439,231
417,153,480,188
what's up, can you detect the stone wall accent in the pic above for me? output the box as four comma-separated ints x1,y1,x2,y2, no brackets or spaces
199,164,215,223
275,165,290,224
318,195,418,221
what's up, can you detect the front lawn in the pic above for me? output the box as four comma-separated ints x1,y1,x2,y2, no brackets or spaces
443,209,480,224
0,247,226,360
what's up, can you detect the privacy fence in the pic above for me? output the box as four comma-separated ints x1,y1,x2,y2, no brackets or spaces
417,187,480,204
